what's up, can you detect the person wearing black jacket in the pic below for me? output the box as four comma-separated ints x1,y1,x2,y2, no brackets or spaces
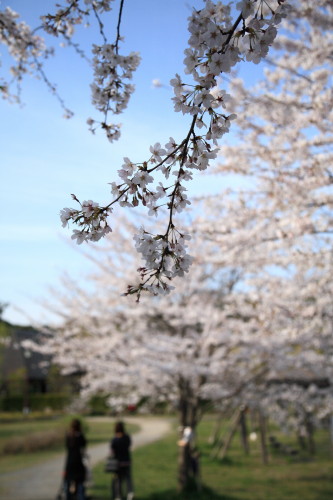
65,418,87,500
111,421,134,500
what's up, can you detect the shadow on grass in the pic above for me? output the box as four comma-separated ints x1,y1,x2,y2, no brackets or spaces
89,484,240,500
87,483,111,500
135,484,239,500
218,456,235,466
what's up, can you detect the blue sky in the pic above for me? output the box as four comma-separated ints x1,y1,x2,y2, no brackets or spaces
0,0,258,325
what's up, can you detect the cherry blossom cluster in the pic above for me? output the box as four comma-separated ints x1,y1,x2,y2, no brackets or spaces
0,7,52,102
262,383,333,436
62,0,290,299
62,129,219,296
129,227,193,299
172,0,290,130
41,0,114,38
60,195,112,244
41,0,141,139
88,45,141,142
1,0,141,129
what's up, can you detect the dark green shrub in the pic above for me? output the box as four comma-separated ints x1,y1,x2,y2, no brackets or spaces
88,394,109,415
0,393,70,412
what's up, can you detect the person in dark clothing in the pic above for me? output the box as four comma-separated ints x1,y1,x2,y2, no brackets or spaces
65,418,87,500
111,421,134,500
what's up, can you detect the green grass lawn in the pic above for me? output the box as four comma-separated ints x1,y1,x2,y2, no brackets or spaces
0,413,332,499
89,415,333,500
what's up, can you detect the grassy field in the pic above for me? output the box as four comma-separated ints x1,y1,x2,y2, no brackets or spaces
89,415,333,500
0,413,332,498
0,413,138,474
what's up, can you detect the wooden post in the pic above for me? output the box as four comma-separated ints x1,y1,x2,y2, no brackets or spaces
211,408,238,458
209,413,224,446
217,407,242,460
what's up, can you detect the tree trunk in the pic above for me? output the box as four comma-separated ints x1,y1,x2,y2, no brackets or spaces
178,441,192,491
305,415,315,455
258,409,268,465
297,430,307,450
239,406,249,455
330,415,333,456
177,385,198,492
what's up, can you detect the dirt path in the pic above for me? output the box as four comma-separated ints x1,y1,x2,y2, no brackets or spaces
0,416,172,500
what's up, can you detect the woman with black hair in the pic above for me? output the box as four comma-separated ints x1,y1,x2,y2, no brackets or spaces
64,418,87,500
111,421,134,500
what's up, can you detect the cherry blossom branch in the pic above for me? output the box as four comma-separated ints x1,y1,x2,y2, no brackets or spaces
31,53,74,118
62,0,291,299
0,8,55,104
91,3,108,44
1,1,140,138
42,0,141,141
0,1,291,299
87,14,141,139
115,0,125,54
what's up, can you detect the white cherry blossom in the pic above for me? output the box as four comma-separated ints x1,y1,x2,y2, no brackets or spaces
1,0,291,297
